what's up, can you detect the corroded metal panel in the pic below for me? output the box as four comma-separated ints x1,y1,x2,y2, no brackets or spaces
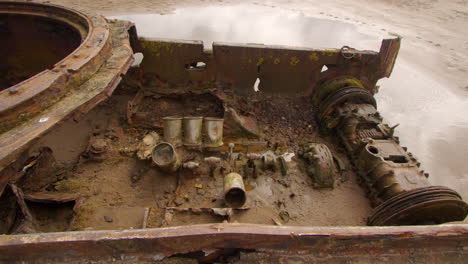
0,223,466,263
138,37,399,97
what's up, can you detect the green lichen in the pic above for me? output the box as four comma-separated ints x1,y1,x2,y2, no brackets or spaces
289,56,300,66
309,52,319,61
256,58,265,66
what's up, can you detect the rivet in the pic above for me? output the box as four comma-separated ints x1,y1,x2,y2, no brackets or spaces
8,87,18,94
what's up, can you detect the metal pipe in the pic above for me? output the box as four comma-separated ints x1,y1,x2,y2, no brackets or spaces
183,116,203,147
203,117,224,148
224,173,246,208
151,142,180,173
163,117,182,146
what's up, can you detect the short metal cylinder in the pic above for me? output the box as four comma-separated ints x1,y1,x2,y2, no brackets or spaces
224,172,246,208
151,142,180,173
203,117,224,148
183,116,203,147
163,117,182,146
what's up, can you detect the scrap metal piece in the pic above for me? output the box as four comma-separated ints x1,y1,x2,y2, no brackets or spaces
278,156,288,176
0,184,34,234
136,132,160,160
203,117,224,148
151,142,180,173
183,116,203,147
163,116,183,146
88,139,108,162
299,143,336,189
224,173,246,208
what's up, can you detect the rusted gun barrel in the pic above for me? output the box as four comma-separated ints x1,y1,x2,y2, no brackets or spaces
313,76,467,225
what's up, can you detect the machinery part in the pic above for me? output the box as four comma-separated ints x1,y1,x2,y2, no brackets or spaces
203,117,224,148
356,140,430,200
0,1,135,174
318,86,376,124
224,172,246,208
151,142,180,173
88,139,108,162
299,143,336,189
204,156,222,177
312,76,366,108
182,161,199,170
262,153,277,172
313,77,468,225
163,117,183,146
278,156,288,176
368,186,468,226
183,116,203,147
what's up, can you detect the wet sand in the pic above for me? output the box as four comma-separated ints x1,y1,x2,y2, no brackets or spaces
43,0,468,201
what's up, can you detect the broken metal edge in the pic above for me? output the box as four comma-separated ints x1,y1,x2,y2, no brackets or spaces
0,18,134,174
137,36,400,96
0,1,111,132
0,223,466,262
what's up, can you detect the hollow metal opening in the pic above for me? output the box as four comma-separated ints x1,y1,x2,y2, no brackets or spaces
225,188,247,208
0,14,82,90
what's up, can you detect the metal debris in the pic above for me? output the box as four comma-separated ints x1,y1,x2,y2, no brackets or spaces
163,117,183,146
183,116,203,147
151,142,181,173
299,143,336,189
136,132,160,160
203,117,224,148
224,173,246,208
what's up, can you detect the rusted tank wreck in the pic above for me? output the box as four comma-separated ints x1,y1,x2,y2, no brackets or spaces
0,1,467,263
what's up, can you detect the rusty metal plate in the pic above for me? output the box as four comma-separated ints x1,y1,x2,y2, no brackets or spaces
0,223,466,263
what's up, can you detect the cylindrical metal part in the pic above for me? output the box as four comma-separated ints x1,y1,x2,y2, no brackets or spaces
163,117,182,146
203,117,224,148
183,116,203,147
262,153,277,172
224,172,246,208
151,142,180,173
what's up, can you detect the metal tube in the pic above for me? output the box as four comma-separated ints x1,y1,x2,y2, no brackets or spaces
183,116,203,147
151,142,180,173
163,117,182,146
203,117,224,148
224,173,246,208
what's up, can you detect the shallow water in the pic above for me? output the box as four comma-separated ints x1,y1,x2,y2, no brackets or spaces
110,5,468,201
111,6,380,50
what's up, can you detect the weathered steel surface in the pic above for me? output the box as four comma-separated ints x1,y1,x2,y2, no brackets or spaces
0,223,466,263
0,1,111,133
137,37,400,96
0,2,134,186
